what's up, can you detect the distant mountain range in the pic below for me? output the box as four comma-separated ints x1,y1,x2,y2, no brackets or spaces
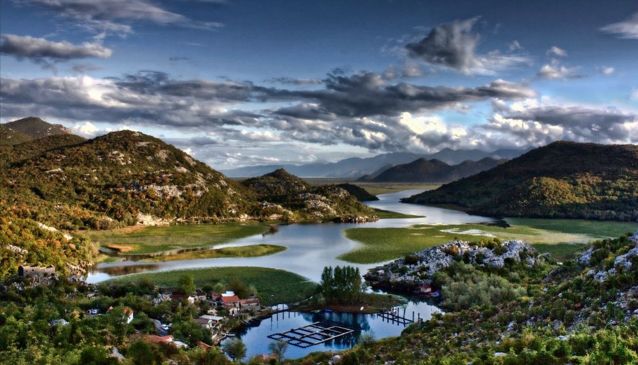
359,157,505,183
221,148,527,178
404,141,638,221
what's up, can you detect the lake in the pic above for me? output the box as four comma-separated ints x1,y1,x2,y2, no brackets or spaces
224,300,441,360
88,189,494,283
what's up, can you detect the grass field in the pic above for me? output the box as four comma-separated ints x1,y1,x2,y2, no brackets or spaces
373,208,423,219
147,244,286,261
340,220,632,264
110,267,318,306
532,243,587,261
84,223,269,254
505,218,638,238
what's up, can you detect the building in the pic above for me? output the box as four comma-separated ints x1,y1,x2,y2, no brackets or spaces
239,297,261,310
195,315,223,330
221,291,240,308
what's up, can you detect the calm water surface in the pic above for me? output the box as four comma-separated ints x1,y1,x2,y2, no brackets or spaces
88,189,493,283
227,301,441,360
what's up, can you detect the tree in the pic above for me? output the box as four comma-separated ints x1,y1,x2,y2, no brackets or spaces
127,341,160,365
320,266,363,304
178,274,195,296
223,338,246,362
268,340,288,363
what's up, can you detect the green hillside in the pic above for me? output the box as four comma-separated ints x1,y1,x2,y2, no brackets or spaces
404,141,638,221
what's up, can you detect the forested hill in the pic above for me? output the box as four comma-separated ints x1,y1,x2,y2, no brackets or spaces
242,169,377,222
0,118,375,230
403,141,638,221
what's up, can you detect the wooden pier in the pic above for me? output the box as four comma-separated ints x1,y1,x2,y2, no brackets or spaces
267,322,354,348
378,307,416,326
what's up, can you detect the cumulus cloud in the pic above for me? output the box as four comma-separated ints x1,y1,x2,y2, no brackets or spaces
2,70,635,168
487,101,638,146
19,0,222,37
599,66,615,76
405,17,530,75
601,13,638,39
537,63,582,80
0,69,537,155
546,46,568,58
0,34,111,68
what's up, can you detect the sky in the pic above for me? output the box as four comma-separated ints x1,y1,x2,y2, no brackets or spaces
1,0,637,169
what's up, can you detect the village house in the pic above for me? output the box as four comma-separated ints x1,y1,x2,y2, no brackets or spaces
239,297,261,311
195,314,223,330
221,291,240,308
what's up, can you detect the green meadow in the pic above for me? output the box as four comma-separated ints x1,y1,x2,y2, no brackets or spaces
84,223,269,255
341,218,638,264
146,244,286,262
110,267,318,306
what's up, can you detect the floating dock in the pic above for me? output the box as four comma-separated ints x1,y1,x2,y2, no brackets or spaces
267,322,354,348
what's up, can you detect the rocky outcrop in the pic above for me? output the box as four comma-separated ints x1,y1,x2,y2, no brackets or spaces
365,239,541,293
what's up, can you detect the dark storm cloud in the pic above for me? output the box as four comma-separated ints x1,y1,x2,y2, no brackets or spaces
275,71,535,119
0,34,111,66
405,17,529,74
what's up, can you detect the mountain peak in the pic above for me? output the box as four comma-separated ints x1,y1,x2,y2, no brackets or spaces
4,117,71,140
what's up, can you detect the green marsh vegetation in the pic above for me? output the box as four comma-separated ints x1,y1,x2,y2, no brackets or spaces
111,267,318,306
84,223,269,255
146,244,286,261
341,219,637,264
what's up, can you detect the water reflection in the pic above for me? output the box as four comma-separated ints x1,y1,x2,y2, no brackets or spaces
227,300,441,359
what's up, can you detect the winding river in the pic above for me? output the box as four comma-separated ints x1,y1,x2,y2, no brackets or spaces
88,189,495,358
88,189,494,283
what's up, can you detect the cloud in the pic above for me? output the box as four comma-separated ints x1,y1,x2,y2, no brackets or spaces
0,70,537,156
599,66,615,76
546,46,568,58
537,63,582,80
488,102,638,146
0,34,112,67
405,17,530,75
19,0,222,37
508,40,522,51
601,13,638,39
279,71,535,119
70,121,99,136
267,77,323,85
71,63,102,73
